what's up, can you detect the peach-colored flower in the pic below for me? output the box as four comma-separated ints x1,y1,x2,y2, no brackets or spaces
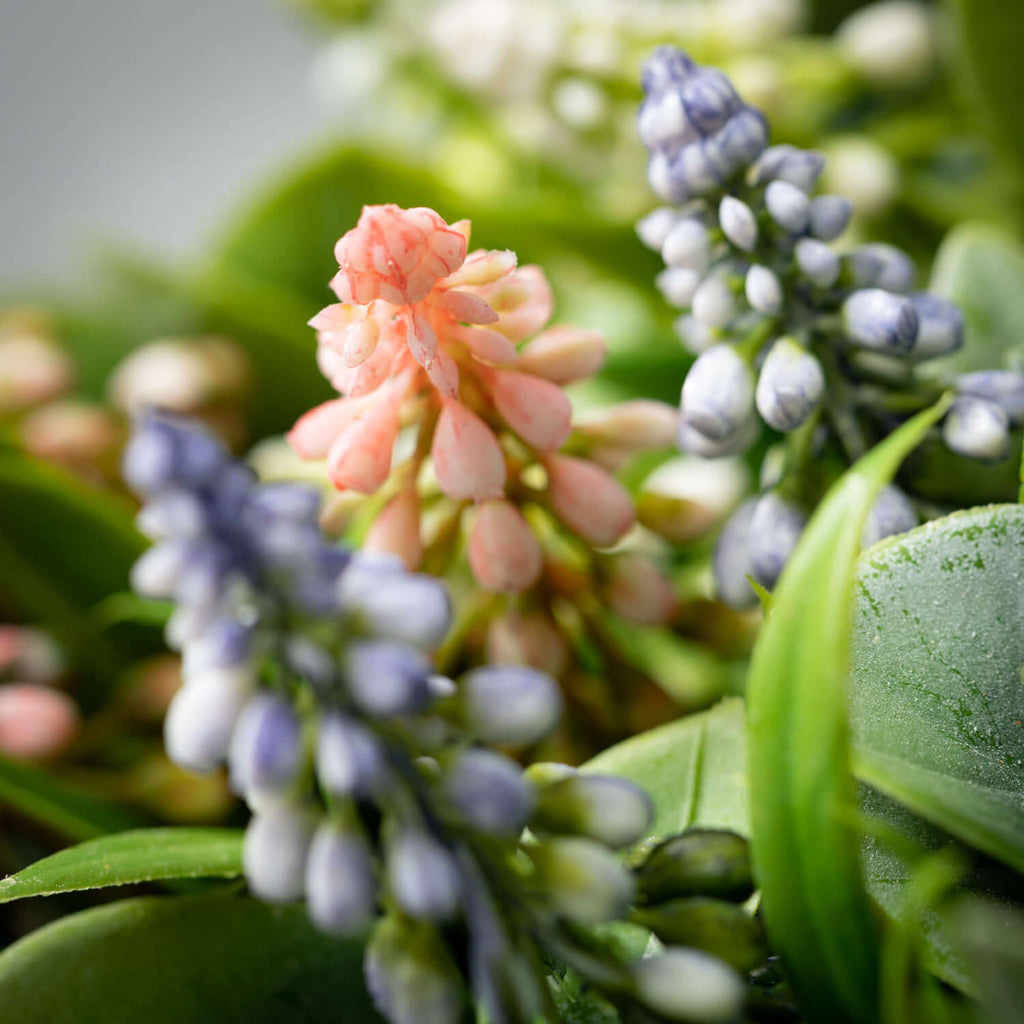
364,488,423,569
544,454,635,547
468,499,543,593
432,399,506,501
0,683,78,761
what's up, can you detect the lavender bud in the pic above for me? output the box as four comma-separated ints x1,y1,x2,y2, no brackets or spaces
638,89,691,154
243,801,316,903
956,370,1024,424
163,667,253,772
943,396,1011,461
632,948,743,1023
316,711,388,798
345,641,432,718
388,830,461,921
681,345,755,442
765,179,810,234
648,152,687,204
691,277,737,328
714,107,768,169
748,492,807,588
533,775,654,849
749,144,826,192
135,490,206,541
462,665,562,746
444,749,535,837
129,541,190,600
755,337,825,432
861,485,919,549
745,264,783,315
342,572,452,651
674,314,715,355
678,418,758,459
903,293,964,362
808,194,853,241
121,418,179,495
661,219,710,272
712,499,760,609
181,618,251,676
636,207,680,252
247,482,321,524
795,237,840,288
842,289,919,353
719,196,758,251
656,267,701,309
532,837,636,924
681,68,741,137
229,692,303,797
306,821,377,935
641,46,698,97
673,140,724,195
845,243,916,293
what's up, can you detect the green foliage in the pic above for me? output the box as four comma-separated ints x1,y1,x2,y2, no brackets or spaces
0,828,243,904
0,890,377,1024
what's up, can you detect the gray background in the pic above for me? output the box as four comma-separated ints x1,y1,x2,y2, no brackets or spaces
0,1,326,286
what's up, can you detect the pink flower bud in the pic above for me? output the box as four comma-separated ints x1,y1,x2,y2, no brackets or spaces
441,289,499,325
545,455,635,547
340,318,380,368
488,370,572,452
0,683,78,760
480,266,554,342
308,302,358,340
445,249,517,287
453,325,518,365
431,399,506,501
0,332,73,414
603,553,677,625
517,327,606,383
405,309,439,367
364,489,423,569
332,205,466,306
425,349,460,399
578,400,679,450
486,611,569,677
468,500,543,592
326,388,403,493
289,397,369,460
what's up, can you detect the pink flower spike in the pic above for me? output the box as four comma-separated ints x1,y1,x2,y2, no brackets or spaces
341,318,380,368
332,205,467,306
432,399,506,501
441,289,499,325
453,326,518,365
445,249,517,288
517,326,607,383
489,370,572,452
483,266,554,342
364,488,423,569
0,683,79,761
288,396,368,459
545,454,635,547
426,349,460,400
326,386,403,493
468,499,543,593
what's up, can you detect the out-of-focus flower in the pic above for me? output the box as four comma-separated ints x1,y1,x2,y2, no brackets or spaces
19,401,124,482
0,311,74,416
835,1,937,90
0,683,79,761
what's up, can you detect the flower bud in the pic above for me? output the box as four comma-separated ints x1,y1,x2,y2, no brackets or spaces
712,499,760,609
842,289,919,353
636,207,680,252
764,179,810,233
363,488,422,570
635,829,755,904
845,243,916,293
533,774,654,848
681,67,742,136
516,327,606,384
164,667,253,772
681,345,755,442
795,237,840,288
431,399,506,501
656,267,701,310
387,830,461,921
229,692,303,798
443,748,536,837
531,837,636,924
749,144,826,192
638,88,691,154
0,330,72,414
674,314,715,355
342,571,452,651
631,948,743,1023
243,801,316,903
577,400,679,451
744,264,783,315
836,1,936,89
462,665,562,746
691,276,736,329
904,293,963,362
956,370,1024,425
748,492,807,588
0,684,78,761
661,219,710,272
489,369,572,452
344,641,432,718
544,455,635,547
181,618,251,676
808,194,853,241
306,821,377,935
718,196,758,252
861,484,918,549
468,499,543,593
603,552,678,625
678,417,758,459
316,712,388,798
755,337,825,432
485,612,569,678
942,396,1011,462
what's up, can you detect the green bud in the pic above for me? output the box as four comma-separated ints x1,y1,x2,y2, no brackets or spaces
531,837,636,924
635,829,753,905
532,775,654,849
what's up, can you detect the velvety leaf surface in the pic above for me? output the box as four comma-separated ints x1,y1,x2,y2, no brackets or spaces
0,890,379,1024
0,828,243,904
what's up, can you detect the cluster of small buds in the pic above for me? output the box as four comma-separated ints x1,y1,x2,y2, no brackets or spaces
637,46,1023,609
288,204,697,755
125,413,747,1024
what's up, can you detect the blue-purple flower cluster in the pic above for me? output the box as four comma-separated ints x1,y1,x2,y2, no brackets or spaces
637,46,1024,608
124,412,755,1024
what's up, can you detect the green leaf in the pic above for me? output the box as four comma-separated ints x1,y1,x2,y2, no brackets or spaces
0,756,147,842
0,828,243,904
0,890,379,1024
746,398,952,1024
849,504,1024,874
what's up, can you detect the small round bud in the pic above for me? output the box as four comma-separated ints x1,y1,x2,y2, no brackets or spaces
532,837,637,924
764,179,810,233
955,370,1024,425
306,821,377,935
229,692,303,798
845,243,916,293
656,267,702,310
678,417,758,459
842,289,919,353
662,219,710,272
533,774,655,849
243,801,316,903
387,830,461,921
749,144,826,192
681,345,755,442
462,665,562,746
631,948,744,1022
755,337,825,432
748,492,807,588
823,137,898,217
808,194,853,241
681,67,741,137
744,264,783,315
164,667,253,773
341,571,452,651
468,498,543,593
862,484,918,549
795,238,840,288
544,454,635,547
674,314,715,355
712,499,760,609
943,396,1011,462
444,748,535,837
718,196,758,252
635,829,755,904
691,276,736,329
836,1,936,89
0,684,78,761
637,208,681,252
906,292,964,362
344,641,432,718
316,711,387,798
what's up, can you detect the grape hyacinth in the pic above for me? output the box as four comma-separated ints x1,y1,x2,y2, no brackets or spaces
124,413,769,1024
637,45,1023,608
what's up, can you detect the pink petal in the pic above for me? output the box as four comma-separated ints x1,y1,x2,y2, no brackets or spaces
517,326,606,383
431,399,506,501
405,309,439,367
481,265,554,342
326,388,402,493
445,249,517,288
441,289,499,325
288,397,366,459
453,325,518,365
364,488,423,569
426,350,460,399
468,499,543,593
341,318,380,368
489,370,572,452
545,454,635,547
308,302,358,334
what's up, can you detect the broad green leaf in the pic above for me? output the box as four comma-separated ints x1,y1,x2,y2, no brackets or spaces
850,504,1024,874
0,756,147,842
0,828,243,904
746,399,951,1024
0,890,379,1024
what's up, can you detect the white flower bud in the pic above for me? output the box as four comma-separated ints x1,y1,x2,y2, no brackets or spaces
388,830,462,921
164,667,253,773
956,370,1024,424
691,276,737,328
823,138,898,218
749,144,826,192
845,243,916,293
861,485,918,549
842,289,919,353
809,194,853,241
636,207,680,252
462,665,562,746
943,396,1011,462
661,219,710,272
836,1,936,89
533,838,636,924
713,498,760,609
745,264,783,315
674,314,715,355
648,152,686,203
306,821,377,935
656,267,702,309
755,337,825,432
795,238,840,288
748,492,807,588
632,948,744,1022
243,801,316,903
765,179,810,233
681,345,755,442
907,292,964,362
719,196,758,251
